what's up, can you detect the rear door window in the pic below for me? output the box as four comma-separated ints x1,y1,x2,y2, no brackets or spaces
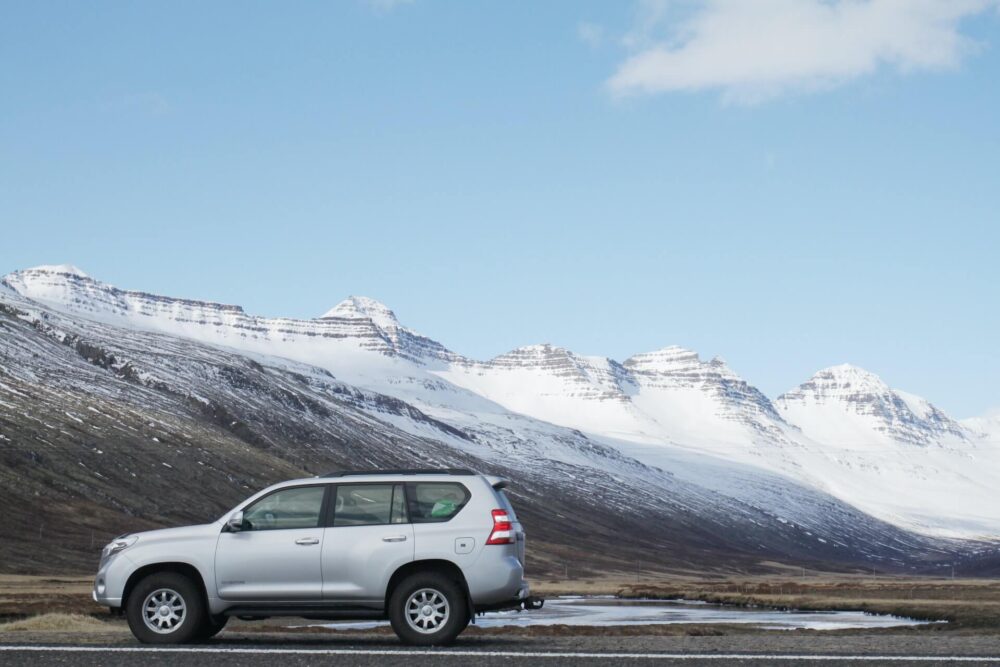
332,484,408,527
406,482,470,523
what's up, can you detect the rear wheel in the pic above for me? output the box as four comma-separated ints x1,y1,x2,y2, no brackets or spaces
388,572,468,646
125,572,206,644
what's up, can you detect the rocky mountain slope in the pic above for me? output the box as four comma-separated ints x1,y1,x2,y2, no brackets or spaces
1,265,998,574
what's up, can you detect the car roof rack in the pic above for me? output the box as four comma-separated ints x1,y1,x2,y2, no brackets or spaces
322,468,477,478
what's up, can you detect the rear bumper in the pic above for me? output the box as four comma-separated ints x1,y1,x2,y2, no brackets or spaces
465,553,525,606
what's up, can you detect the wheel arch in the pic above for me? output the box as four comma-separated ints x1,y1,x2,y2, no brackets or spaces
121,562,210,611
384,559,471,613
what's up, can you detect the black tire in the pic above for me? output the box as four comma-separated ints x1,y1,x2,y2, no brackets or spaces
125,572,206,644
388,571,468,646
195,614,228,641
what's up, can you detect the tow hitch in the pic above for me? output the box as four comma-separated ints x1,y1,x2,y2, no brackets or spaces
522,596,544,610
474,595,545,620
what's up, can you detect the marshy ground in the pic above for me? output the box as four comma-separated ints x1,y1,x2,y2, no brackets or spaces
2,573,1000,639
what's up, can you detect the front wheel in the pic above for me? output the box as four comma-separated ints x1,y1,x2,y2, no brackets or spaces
125,572,206,644
195,614,228,641
388,572,468,646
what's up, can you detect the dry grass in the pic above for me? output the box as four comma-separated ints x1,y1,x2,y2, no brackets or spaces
0,575,103,620
0,613,115,633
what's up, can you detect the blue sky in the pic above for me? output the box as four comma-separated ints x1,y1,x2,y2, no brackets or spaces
1,1,998,417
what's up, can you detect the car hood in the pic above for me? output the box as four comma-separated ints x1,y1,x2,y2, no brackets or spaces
125,522,220,543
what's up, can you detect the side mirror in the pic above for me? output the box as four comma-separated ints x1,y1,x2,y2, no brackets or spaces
227,511,244,532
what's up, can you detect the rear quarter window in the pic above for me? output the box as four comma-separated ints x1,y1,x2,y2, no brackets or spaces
406,482,470,523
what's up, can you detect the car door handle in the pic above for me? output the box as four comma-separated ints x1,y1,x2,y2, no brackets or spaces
382,535,407,542
295,537,320,546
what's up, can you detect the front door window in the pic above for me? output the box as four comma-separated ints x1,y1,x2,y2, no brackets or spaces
242,486,325,531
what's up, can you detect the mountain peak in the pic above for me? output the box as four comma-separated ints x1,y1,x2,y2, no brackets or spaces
624,346,746,381
808,364,889,391
503,342,568,356
777,364,966,445
624,346,702,373
321,296,399,329
780,364,891,404
20,264,90,278
488,343,585,367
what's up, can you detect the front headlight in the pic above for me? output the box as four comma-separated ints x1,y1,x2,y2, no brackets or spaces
101,535,138,558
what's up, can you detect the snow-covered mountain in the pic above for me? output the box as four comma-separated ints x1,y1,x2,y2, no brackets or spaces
441,342,999,539
777,364,967,447
3,264,998,553
964,409,1000,441
772,366,1000,538
2,265,456,366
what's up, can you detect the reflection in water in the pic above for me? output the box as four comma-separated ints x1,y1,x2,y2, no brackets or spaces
316,597,937,632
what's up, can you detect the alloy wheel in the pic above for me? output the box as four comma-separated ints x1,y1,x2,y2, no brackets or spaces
141,588,187,634
404,587,450,634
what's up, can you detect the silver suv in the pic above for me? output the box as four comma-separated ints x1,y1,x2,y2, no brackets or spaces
93,469,540,645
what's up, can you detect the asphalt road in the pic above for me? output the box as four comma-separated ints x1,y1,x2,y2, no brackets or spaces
2,645,1000,666
3,636,1000,667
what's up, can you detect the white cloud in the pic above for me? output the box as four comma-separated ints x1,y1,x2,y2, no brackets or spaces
621,0,673,51
608,0,998,104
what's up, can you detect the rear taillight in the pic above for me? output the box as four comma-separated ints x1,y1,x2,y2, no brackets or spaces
486,509,514,545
